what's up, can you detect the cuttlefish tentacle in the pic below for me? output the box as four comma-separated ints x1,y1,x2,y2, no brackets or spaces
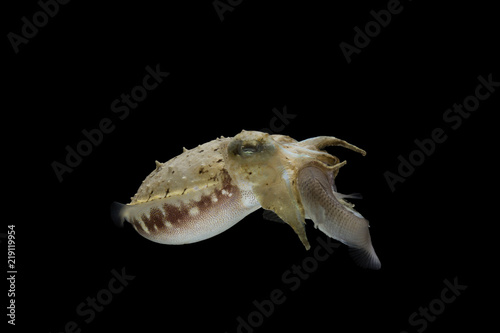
294,136,366,177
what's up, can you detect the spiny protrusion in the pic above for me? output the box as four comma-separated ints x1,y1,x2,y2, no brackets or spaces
326,160,347,172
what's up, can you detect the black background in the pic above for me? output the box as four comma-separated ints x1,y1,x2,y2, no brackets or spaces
4,0,498,332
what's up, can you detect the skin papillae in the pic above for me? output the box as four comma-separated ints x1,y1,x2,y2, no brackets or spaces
111,130,381,269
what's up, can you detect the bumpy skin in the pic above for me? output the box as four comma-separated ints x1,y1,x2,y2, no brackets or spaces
113,136,260,244
112,130,381,269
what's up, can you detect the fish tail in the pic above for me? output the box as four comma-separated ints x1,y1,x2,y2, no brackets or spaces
110,202,128,227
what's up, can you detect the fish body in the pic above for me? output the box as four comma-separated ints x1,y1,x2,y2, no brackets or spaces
112,130,381,269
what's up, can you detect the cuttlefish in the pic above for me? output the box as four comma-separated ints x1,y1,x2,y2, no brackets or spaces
111,130,381,269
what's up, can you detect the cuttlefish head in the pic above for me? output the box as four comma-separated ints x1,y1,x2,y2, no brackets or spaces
225,130,368,252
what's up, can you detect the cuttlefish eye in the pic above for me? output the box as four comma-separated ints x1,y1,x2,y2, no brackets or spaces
240,142,262,155
229,140,263,157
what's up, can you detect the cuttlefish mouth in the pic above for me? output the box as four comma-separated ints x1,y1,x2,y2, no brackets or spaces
112,130,381,269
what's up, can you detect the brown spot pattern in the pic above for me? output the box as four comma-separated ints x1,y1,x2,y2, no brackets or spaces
139,169,240,234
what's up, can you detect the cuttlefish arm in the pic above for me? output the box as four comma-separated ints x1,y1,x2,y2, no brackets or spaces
226,132,311,249
298,164,381,269
297,136,367,178
298,136,367,155
251,165,311,250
